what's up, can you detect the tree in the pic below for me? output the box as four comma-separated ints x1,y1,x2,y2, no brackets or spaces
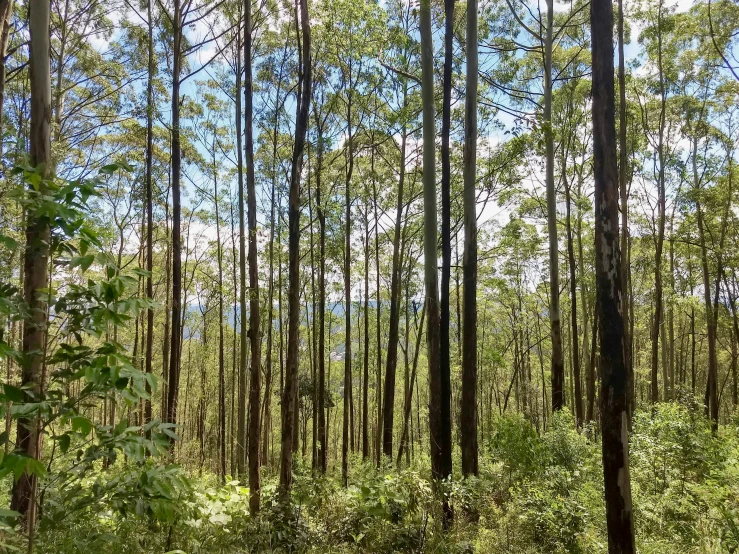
280,0,311,494
461,0,478,477
10,0,51,526
244,0,261,513
591,0,636,547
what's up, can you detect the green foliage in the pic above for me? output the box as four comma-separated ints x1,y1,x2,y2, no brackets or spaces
0,165,187,550
16,404,737,553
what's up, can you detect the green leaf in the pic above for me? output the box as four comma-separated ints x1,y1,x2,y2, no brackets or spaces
2,384,24,403
57,433,71,454
71,415,92,436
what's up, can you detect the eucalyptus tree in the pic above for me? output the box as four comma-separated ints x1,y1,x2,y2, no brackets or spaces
591,0,635,547
461,0,479,477
280,0,311,494
10,0,51,525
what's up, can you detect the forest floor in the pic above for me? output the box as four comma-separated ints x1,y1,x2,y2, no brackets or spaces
6,402,739,553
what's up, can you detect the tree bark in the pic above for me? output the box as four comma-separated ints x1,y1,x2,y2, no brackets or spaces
544,0,565,412
11,0,51,526
650,0,667,404
591,0,636,547
244,0,261,512
564,178,583,426
382,89,408,460
461,0,478,477
420,0,449,523
166,0,183,452
144,0,155,439
280,0,311,494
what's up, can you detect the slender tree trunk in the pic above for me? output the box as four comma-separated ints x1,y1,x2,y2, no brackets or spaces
11,0,51,526
461,0,478,477
235,16,248,478
618,0,632,420
363,195,370,460
166,0,183,451
397,303,426,465
244,0,261,512
382,99,408,459
280,0,311,494
263,56,285,467
591,0,636,547
564,179,583,426
373,167,383,462
544,0,565,411
214,152,227,484
696,202,718,427
420,0,447,522
315,120,327,474
144,0,155,438
651,0,667,404
438,0,454,524
342,86,354,485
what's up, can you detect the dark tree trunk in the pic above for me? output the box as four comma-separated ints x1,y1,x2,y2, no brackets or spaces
244,0,261,513
280,0,311,494
564,180,583,426
382,96,407,460
438,0,454,510
461,0,478,477
315,116,328,474
166,0,183,451
342,95,353,486
144,0,155,439
591,0,636,548
544,0,565,413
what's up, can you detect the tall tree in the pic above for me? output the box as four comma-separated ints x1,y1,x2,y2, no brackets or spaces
439,0,454,501
280,0,312,494
591,0,636,547
461,0,478,477
244,0,261,514
544,0,565,412
11,0,51,526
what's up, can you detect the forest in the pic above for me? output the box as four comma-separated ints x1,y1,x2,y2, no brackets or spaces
1,0,739,551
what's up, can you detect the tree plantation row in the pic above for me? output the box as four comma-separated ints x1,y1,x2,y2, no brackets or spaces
1,0,739,552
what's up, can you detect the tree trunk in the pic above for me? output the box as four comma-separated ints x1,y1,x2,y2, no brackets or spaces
235,16,248,478
11,0,51,526
564,179,583,426
280,0,311,494
650,0,667,404
591,0,636,547
420,0,448,522
544,0,565,412
438,0,454,514
144,0,155,439
213,149,226,484
382,92,408,460
461,0,478,477
618,0,632,420
342,93,354,486
244,0,261,512
363,184,370,460
166,0,183,452
315,117,327,474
